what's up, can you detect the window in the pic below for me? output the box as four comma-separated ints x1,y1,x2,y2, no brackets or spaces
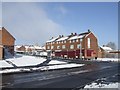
64,40,66,43
70,45,74,49
77,44,81,49
80,38,83,42
72,39,76,43
76,39,78,42
62,45,66,49
70,40,71,43
57,46,60,49
88,38,90,48
51,46,54,49
47,46,50,49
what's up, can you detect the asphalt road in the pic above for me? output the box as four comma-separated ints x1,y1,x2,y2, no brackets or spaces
1,60,119,89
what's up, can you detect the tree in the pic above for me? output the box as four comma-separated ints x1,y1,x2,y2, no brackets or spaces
106,42,116,50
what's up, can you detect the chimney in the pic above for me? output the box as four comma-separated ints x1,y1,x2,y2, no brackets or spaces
59,35,61,38
88,29,91,33
61,35,64,37
71,33,74,36
74,33,77,35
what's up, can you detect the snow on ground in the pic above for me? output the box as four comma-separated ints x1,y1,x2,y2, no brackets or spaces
84,82,119,88
4,55,46,67
0,60,13,68
93,58,119,62
0,54,85,73
48,60,67,65
0,63,84,74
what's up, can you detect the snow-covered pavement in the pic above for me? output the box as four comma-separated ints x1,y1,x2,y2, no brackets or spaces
84,74,119,88
93,58,119,62
84,82,119,88
0,54,85,74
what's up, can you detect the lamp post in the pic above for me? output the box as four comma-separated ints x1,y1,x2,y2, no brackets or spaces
80,38,82,59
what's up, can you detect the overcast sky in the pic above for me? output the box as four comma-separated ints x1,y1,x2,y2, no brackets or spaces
1,2,118,47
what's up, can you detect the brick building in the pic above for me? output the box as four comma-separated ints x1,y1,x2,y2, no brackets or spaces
0,27,15,59
46,30,98,59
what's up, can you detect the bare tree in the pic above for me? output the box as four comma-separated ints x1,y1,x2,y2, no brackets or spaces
106,42,116,50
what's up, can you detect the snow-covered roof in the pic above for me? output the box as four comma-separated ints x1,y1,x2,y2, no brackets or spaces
56,36,68,41
68,35,85,40
34,46,42,50
46,37,58,43
101,46,112,51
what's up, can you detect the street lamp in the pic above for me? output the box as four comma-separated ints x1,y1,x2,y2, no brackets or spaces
80,38,82,59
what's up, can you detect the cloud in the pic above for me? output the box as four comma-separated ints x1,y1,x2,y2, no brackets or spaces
59,5,67,15
2,2,66,45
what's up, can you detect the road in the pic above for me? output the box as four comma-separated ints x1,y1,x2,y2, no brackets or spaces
1,60,119,89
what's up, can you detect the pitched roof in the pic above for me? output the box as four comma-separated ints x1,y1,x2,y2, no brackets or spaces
46,30,91,42
1,27,16,40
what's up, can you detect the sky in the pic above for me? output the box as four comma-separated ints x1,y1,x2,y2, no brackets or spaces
1,2,118,48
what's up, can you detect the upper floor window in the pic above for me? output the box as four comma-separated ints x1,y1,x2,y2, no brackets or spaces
62,45,66,49
51,46,54,49
64,40,66,43
77,44,81,49
70,45,74,49
47,46,50,49
57,46,60,49
87,38,91,48
72,39,76,43
76,39,78,42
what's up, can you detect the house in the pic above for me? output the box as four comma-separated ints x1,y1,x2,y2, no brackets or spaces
0,27,15,59
46,30,98,59
98,45,114,58
15,45,44,55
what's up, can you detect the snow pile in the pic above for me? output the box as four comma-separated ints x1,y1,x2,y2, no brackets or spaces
94,58,119,62
0,55,46,68
0,63,85,74
0,60,13,68
48,60,67,65
84,82,119,88
5,56,46,67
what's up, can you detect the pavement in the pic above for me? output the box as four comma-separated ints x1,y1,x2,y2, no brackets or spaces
1,59,119,89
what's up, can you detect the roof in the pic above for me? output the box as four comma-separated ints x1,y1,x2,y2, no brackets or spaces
68,34,85,40
1,27,16,40
46,30,91,43
46,37,59,43
56,36,68,41
101,46,112,51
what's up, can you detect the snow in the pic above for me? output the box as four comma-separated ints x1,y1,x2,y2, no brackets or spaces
46,37,58,43
48,60,67,65
68,35,78,40
0,60,13,68
0,62,84,74
0,55,46,68
40,52,47,56
68,35,85,40
56,36,68,41
0,54,85,73
101,46,112,51
84,82,119,88
94,58,119,62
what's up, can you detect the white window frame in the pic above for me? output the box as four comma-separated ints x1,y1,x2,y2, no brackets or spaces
77,44,81,49
57,46,60,49
62,45,66,49
70,45,74,49
88,38,91,48
47,46,50,49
